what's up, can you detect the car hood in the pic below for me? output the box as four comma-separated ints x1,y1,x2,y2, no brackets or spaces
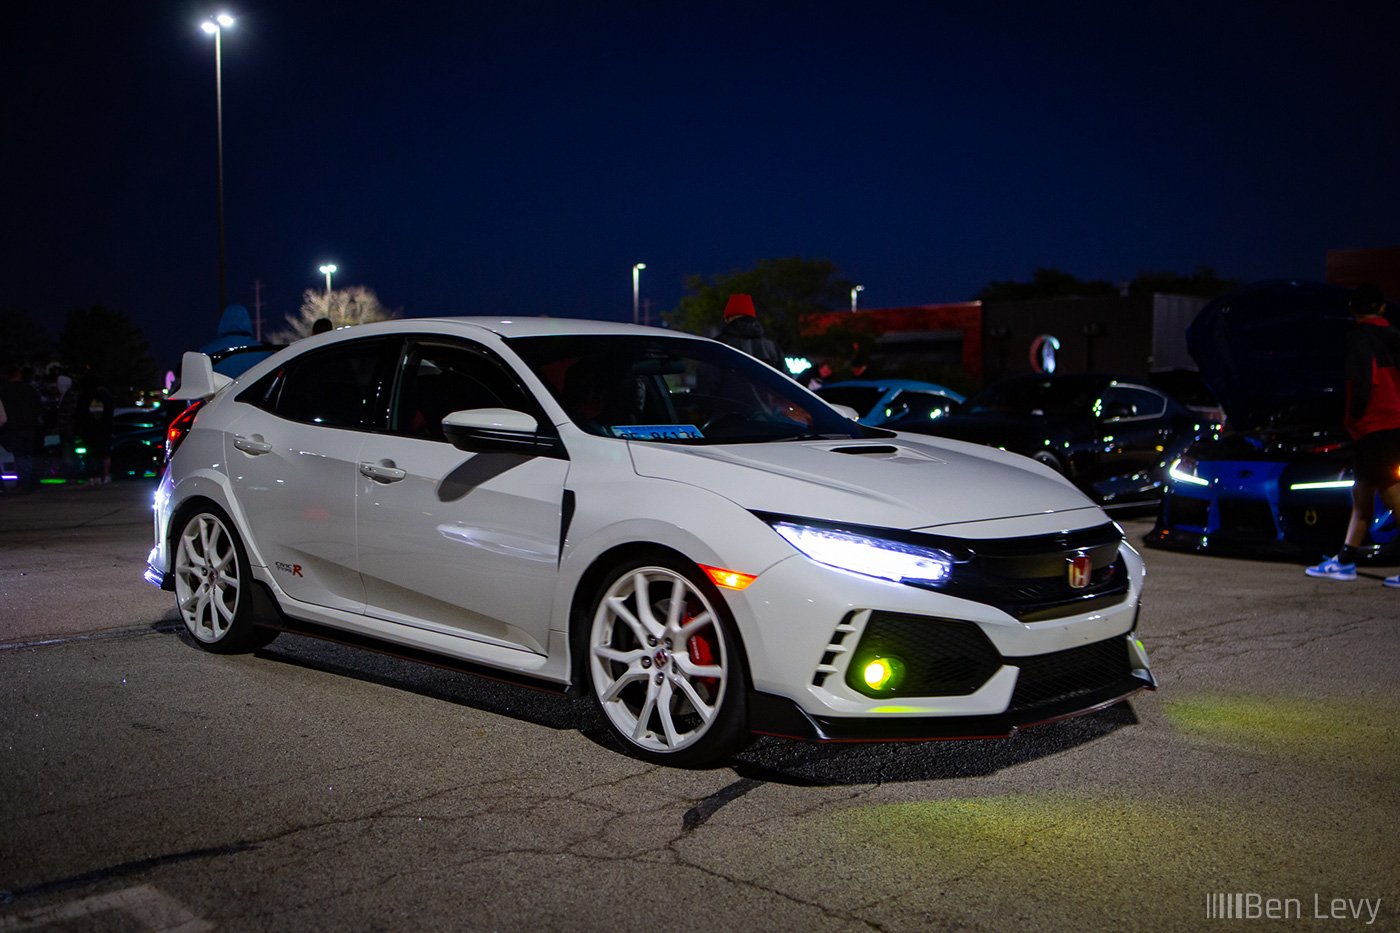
627,435,1095,532
1186,281,1358,431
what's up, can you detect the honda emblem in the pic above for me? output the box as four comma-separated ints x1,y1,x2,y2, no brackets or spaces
1067,555,1092,589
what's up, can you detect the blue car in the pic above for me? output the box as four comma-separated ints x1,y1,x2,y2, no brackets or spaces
814,379,964,427
1147,281,1397,558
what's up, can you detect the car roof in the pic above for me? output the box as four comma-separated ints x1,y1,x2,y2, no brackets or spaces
340,317,689,341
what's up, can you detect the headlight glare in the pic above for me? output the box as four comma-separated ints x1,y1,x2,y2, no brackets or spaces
771,522,953,586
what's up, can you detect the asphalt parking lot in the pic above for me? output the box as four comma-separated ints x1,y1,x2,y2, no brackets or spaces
1,480,1397,932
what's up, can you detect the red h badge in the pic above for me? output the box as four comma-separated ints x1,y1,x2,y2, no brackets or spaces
1067,555,1092,589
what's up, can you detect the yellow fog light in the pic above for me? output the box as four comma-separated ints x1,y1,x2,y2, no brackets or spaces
861,656,905,693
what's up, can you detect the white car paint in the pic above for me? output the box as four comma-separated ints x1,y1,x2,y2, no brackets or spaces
149,317,1154,762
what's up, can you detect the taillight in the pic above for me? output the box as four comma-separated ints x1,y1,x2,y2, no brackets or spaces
165,399,207,464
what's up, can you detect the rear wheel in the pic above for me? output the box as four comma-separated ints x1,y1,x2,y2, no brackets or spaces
173,506,274,653
586,555,749,766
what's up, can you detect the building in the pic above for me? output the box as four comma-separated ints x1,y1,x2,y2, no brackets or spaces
803,294,1206,389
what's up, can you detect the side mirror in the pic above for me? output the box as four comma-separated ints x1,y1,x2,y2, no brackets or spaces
442,408,563,456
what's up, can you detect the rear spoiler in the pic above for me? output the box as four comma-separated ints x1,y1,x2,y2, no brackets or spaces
168,351,233,400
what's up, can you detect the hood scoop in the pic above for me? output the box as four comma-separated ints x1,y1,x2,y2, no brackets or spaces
830,445,900,455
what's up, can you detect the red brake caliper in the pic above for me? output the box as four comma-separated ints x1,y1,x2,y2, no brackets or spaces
687,622,720,697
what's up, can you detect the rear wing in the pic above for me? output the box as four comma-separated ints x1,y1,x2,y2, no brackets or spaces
168,351,233,400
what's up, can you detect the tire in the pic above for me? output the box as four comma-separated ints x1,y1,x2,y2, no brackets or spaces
172,505,275,654
585,554,750,766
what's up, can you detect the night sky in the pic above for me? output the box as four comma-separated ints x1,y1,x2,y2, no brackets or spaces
4,1,1397,372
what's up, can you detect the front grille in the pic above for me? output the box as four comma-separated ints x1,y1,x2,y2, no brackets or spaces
931,522,1131,621
1216,498,1278,538
1006,637,1132,711
1169,495,1210,529
843,612,1001,698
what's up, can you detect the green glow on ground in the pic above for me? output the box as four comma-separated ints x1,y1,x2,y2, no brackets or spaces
1163,693,1398,769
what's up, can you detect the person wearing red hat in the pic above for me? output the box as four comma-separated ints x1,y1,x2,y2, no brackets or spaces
715,294,786,372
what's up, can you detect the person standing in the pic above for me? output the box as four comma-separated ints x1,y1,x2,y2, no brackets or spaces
75,375,115,486
0,363,43,492
714,294,787,373
1306,283,1400,587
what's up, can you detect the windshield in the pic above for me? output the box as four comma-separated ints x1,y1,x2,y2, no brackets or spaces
965,377,1099,416
507,334,880,444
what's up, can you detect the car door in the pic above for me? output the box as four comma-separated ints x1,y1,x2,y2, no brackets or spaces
355,336,570,655
224,336,398,613
1096,384,1174,479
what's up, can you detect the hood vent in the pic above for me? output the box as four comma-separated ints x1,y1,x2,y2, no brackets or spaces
830,445,900,456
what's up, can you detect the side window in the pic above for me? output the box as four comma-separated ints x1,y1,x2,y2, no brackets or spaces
891,390,958,421
261,338,396,429
1102,386,1167,420
390,341,536,440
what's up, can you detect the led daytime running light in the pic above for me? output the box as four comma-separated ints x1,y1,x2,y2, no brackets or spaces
771,522,953,586
1168,457,1209,487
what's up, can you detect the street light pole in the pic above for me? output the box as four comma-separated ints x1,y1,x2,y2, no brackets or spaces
319,264,337,294
201,13,234,315
632,263,646,325
851,284,864,312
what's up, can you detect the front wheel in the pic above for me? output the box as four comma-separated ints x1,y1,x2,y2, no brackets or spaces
172,505,275,654
586,556,750,766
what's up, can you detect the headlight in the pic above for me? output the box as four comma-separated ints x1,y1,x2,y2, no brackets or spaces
1168,456,1210,487
769,521,954,587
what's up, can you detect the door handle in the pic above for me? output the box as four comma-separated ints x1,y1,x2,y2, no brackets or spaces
359,461,407,483
233,435,272,455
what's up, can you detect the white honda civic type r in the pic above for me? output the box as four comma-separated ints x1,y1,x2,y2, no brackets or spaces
147,318,1154,765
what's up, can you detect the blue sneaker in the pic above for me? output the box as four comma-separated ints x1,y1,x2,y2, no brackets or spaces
1384,575,1400,589
1305,557,1357,581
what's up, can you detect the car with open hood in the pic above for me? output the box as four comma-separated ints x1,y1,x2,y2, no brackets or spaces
146,317,1154,765
1146,281,1397,557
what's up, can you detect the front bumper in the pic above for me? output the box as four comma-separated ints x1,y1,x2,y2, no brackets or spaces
749,631,1156,741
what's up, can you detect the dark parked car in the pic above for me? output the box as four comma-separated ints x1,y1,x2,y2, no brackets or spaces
1146,281,1397,558
814,379,964,427
887,373,1212,507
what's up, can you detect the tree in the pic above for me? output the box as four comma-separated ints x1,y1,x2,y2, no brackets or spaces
0,307,53,367
663,256,852,351
1127,266,1241,299
975,266,1242,302
269,286,399,342
56,305,159,397
973,268,1119,301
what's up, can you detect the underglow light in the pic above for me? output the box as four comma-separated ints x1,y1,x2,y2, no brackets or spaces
699,564,756,590
1289,480,1354,490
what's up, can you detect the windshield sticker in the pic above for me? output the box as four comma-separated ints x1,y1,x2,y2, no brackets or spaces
610,424,705,441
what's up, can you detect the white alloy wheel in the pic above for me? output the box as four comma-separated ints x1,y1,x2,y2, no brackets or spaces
174,510,246,646
588,563,742,761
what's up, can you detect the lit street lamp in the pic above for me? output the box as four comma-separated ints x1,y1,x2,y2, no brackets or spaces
201,12,235,315
851,284,864,312
319,264,337,294
632,263,646,325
